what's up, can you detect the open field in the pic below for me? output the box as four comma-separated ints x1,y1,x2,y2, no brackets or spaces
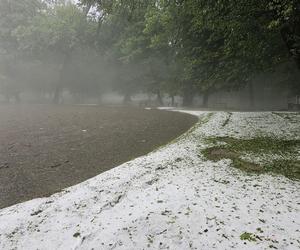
0,110,299,249
0,105,197,208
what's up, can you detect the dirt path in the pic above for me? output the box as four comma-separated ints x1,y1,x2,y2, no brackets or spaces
0,105,197,208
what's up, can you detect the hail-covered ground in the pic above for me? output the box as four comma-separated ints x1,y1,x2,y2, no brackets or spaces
0,111,299,250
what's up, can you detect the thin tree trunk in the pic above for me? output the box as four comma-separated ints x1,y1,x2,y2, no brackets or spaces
123,93,132,104
53,84,61,104
171,95,175,106
249,81,255,110
96,14,104,38
53,53,70,104
84,3,92,16
182,88,194,107
98,93,103,105
202,91,210,108
156,90,163,106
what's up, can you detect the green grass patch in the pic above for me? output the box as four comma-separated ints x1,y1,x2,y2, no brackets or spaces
202,137,300,180
240,232,257,242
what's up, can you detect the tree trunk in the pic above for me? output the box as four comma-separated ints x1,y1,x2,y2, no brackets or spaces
123,93,132,104
182,88,194,107
98,93,103,105
171,95,175,106
156,90,163,106
53,53,70,104
202,91,210,108
84,3,92,16
96,14,104,38
248,81,255,110
53,84,61,104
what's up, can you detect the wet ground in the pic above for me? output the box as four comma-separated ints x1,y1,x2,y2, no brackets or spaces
0,105,197,208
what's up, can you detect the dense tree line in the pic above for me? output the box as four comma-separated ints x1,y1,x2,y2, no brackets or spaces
0,0,299,106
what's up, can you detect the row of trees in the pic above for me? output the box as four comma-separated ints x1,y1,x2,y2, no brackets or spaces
0,0,299,106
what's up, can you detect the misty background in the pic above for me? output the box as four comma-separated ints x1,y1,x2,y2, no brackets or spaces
0,0,299,110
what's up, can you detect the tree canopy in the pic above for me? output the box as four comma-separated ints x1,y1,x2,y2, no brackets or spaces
0,0,299,105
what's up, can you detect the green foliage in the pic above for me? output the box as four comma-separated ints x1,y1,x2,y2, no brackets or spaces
0,0,44,54
96,0,299,98
1,0,299,103
0,0,105,101
14,3,97,57
0,0,46,98
240,232,257,241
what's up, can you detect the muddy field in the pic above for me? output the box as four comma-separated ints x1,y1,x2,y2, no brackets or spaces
0,105,197,208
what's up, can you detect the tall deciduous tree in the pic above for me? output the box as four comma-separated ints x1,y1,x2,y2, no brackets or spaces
14,2,97,103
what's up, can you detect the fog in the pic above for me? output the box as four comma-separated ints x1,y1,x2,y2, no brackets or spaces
0,0,299,110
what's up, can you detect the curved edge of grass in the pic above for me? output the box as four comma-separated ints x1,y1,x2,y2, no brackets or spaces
151,112,214,154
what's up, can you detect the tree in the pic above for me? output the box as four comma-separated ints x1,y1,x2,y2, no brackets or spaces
14,2,97,103
0,0,44,102
1,0,298,106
